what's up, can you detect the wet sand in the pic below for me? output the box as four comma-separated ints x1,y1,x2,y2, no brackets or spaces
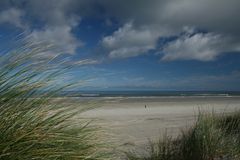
79,96,240,147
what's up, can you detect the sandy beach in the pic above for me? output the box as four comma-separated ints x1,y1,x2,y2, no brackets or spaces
77,96,240,147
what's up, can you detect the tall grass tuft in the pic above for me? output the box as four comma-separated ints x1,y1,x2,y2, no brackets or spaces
0,41,108,159
126,111,240,160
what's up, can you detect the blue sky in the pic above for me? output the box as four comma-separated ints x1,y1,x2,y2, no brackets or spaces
0,0,240,91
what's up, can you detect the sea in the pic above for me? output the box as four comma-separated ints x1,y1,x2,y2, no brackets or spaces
61,91,240,98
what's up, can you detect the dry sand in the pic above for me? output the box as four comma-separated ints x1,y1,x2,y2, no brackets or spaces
77,96,240,148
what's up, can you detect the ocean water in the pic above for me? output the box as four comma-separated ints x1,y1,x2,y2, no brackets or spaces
62,91,240,97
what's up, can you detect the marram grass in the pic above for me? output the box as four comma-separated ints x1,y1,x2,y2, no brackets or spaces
0,42,109,160
126,111,240,160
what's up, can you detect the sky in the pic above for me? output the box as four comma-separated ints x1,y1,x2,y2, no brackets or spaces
0,0,240,91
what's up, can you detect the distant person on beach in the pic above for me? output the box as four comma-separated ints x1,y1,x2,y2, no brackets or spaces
145,105,147,108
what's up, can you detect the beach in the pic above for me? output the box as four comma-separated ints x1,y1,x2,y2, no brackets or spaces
78,96,240,147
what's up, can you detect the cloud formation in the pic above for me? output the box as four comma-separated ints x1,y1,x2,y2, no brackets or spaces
0,0,83,54
99,0,240,61
0,0,240,61
162,32,240,61
101,22,159,58
30,25,81,54
0,8,25,28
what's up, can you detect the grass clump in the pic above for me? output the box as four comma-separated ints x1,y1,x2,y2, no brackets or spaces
126,111,240,160
0,41,108,159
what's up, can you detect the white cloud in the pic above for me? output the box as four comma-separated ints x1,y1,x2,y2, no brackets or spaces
26,1,82,55
162,32,240,61
0,1,83,55
0,8,25,28
102,22,240,61
30,25,82,54
107,47,152,59
99,0,240,61
73,59,99,66
102,22,159,58
1,0,240,61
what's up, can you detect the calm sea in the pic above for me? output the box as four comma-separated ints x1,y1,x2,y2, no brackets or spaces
61,91,240,97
